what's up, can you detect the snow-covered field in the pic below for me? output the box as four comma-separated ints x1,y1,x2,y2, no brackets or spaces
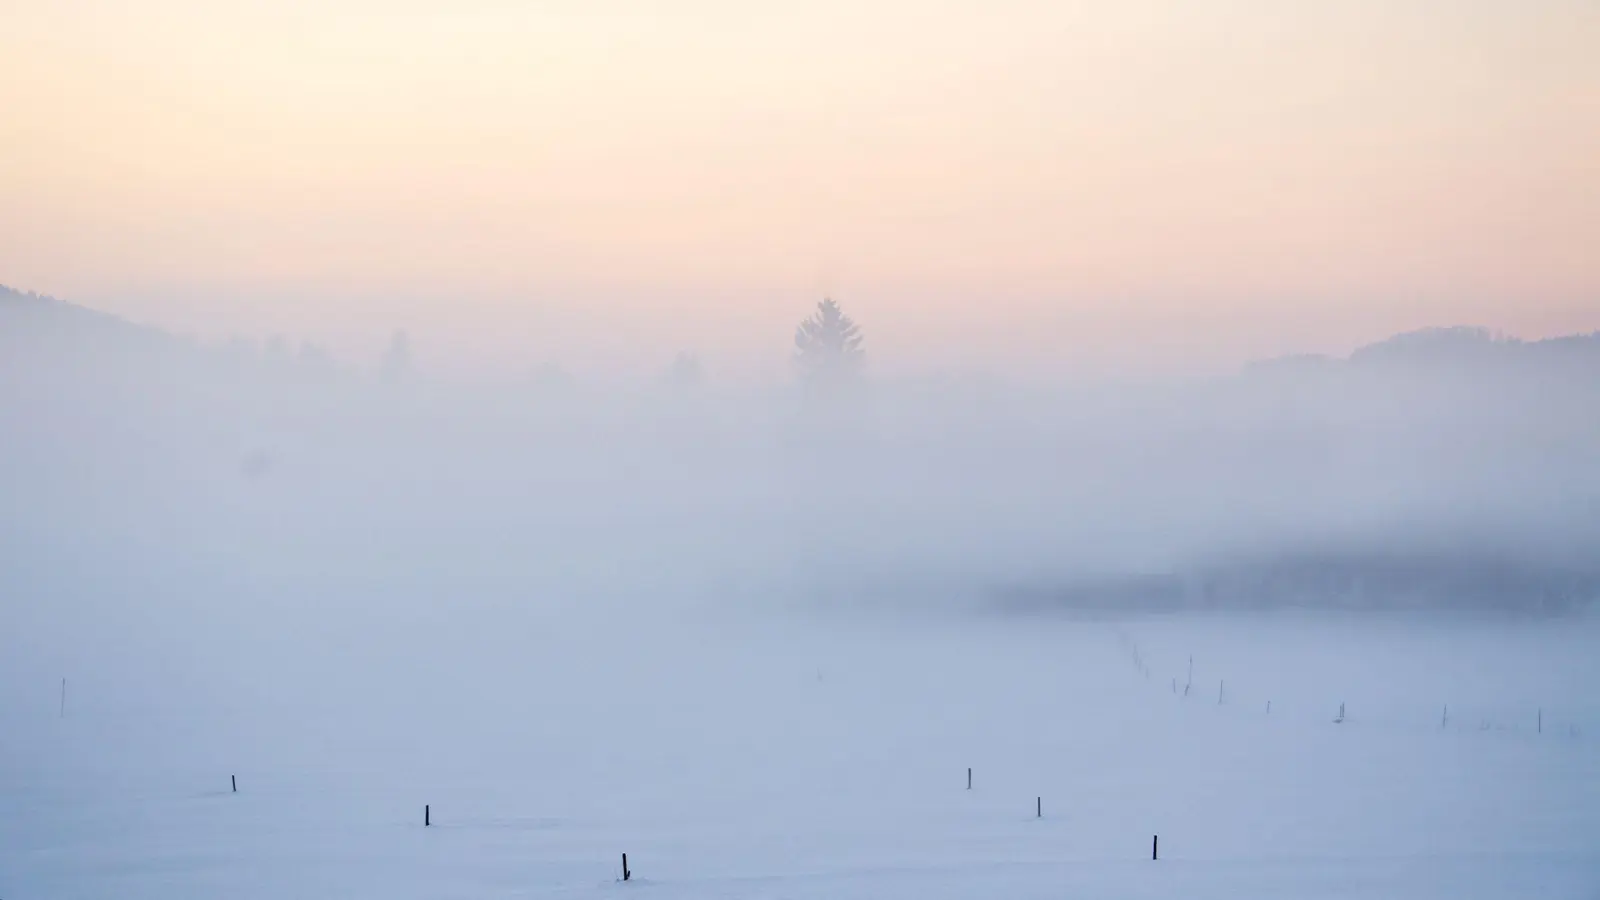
3,591,1596,899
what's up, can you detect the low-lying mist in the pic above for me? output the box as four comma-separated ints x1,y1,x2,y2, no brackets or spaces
4,290,1598,629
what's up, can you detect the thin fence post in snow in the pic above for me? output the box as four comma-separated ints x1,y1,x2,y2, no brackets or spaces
1538,708,1543,734
231,775,236,793
1152,834,1158,860
967,767,972,790
1037,796,1041,818
622,853,631,882
1218,680,1224,705
425,805,430,827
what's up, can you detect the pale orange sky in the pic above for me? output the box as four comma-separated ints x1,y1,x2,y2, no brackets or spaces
2,0,1597,377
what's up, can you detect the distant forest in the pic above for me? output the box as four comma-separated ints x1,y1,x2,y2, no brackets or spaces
999,549,1600,616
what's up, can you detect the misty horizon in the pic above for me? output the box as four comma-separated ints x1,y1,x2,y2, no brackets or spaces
6,282,1597,384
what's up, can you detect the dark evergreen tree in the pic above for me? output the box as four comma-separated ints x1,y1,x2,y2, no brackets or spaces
793,298,864,386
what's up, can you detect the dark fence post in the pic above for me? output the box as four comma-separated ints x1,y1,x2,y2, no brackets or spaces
1036,796,1041,818
231,775,237,793
622,853,631,882
425,805,430,827
967,767,972,790
1152,834,1159,860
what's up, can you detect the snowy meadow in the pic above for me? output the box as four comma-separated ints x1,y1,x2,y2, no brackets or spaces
3,315,1599,898
4,591,1596,899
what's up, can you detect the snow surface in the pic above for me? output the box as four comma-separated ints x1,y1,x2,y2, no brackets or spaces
2,598,1596,899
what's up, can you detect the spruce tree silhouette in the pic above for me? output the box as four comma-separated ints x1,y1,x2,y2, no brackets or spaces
793,298,864,388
